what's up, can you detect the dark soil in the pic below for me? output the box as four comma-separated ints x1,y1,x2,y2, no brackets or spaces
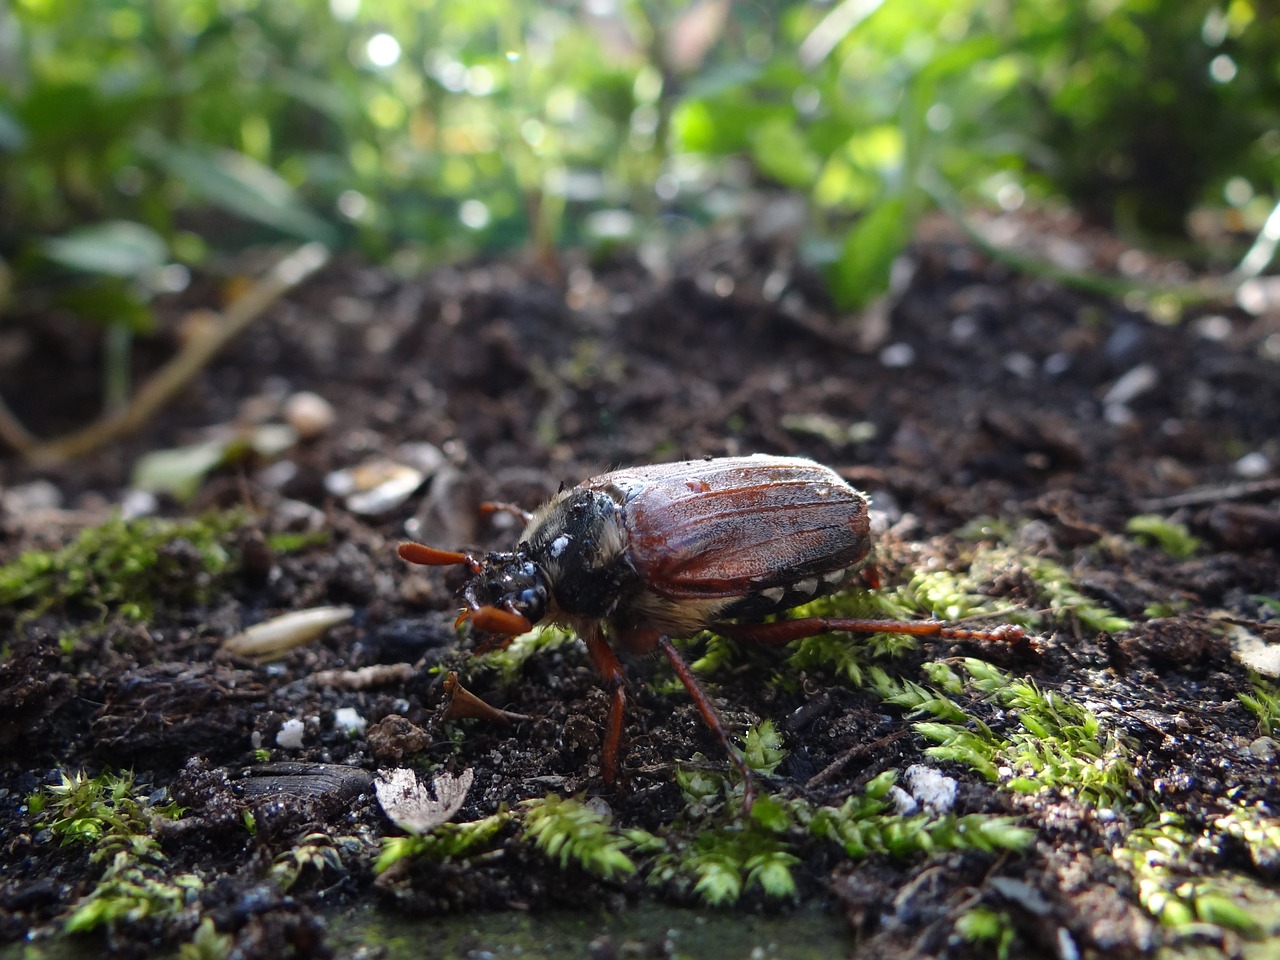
2,212,1279,958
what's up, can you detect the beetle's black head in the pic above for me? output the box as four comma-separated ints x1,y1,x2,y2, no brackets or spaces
462,550,549,628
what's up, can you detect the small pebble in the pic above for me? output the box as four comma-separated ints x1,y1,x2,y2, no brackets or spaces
1,480,61,515
905,764,957,816
879,342,915,368
284,391,337,439
1235,451,1270,479
276,718,306,749
334,707,367,737
888,785,918,816
1102,363,1158,407
1249,737,1278,761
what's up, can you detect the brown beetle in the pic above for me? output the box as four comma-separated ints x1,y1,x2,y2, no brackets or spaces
399,455,1021,805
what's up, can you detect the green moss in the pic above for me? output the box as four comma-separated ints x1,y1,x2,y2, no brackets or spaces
33,770,181,858
271,832,359,891
1126,514,1201,559
805,791,1032,860
478,624,576,687
648,790,801,905
955,907,1018,960
178,918,234,960
31,769,199,937
374,811,511,874
687,631,747,679
873,660,1134,807
1113,812,1264,939
651,827,802,905
979,547,1131,634
0,512,249,624
520,795,652,881
901,564,1013,623
263,530,331,553
782,587,923,684
65,852,203,934
742,720,786,776
1240,673,1280,736
1213,807,1280,878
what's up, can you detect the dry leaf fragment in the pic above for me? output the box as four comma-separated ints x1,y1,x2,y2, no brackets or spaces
374,767,474,835
442,671,532,725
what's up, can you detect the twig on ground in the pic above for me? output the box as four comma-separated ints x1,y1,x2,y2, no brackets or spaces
806,729,910,790
1134,479,1280,511
2,243,330,466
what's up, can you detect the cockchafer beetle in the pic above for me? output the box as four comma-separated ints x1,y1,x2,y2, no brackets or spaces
398,454,1022,807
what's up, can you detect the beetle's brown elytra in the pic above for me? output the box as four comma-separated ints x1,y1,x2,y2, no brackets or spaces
399,454,1024,808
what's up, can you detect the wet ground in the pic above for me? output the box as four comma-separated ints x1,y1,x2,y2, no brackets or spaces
1,210,1279,958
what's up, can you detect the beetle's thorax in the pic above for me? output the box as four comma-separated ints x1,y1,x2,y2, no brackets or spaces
520,486,640,621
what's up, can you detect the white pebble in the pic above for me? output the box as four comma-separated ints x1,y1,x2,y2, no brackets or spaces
879,342,916,368
1102,363,1158,407
904,764,958,816
276,718,306,749
283,391,337,439
334,707,367,736
1235,451,1270,479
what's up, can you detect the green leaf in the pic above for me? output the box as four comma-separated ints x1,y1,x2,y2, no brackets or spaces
138,137,339,245
131,426,299,501
131,440,233,502
41,221,167,278
56,278,155,334
827,196,909,309
750,117,821,188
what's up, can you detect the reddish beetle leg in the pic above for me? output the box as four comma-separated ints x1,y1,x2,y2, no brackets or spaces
656,636,758,810
715,617,1026,645
467,605,534,636
398,542,483,573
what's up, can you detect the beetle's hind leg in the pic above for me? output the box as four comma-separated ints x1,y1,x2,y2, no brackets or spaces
656,636,758,812
715,617,1025,645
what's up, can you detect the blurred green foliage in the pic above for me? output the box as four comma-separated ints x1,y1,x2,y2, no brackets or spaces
1,0,1275,325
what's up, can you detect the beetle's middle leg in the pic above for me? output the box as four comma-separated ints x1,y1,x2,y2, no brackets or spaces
656,636,758,811
583,625,628,787
715,617,1025,645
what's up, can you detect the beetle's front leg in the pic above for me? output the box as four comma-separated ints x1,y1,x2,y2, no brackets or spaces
583,625,627,787
715,617,1025,645
656,636,758,812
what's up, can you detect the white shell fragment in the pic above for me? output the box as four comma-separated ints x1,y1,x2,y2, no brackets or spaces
222,606,355,659
374,767,474,835
325,458,426,515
